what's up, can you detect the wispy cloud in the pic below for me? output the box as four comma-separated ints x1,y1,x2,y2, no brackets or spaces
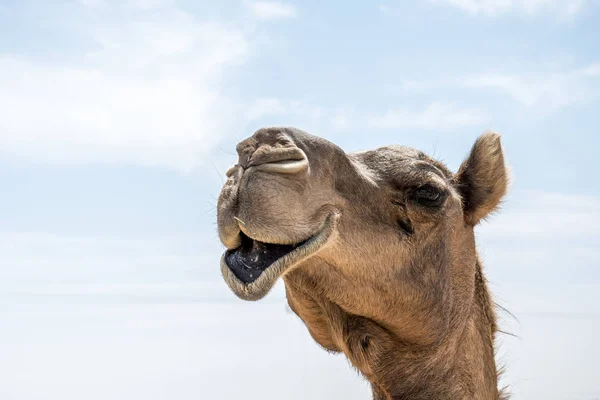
245,97,292,120
78,0,176,9
397,62,600,114
477,190,600,239
459,69,595,110
246,1,298,20
244,97,325,125
330,108,356,131
428,0,588,17
245,98,485,132
368,102,488,131
581,62,600,77
0,2,253,171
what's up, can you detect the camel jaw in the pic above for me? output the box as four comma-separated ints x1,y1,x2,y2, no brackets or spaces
220,211,340,301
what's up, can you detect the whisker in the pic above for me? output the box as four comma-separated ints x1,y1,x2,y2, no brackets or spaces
201,207,216,216
218,146,237,156
212,161,225,184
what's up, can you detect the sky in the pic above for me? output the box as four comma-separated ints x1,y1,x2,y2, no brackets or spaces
0,0,599,399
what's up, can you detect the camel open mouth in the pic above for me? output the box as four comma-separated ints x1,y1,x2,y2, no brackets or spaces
225,233,311,284
220,211,340,301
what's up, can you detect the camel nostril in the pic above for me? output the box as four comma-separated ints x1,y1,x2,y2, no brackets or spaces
235,128,310,174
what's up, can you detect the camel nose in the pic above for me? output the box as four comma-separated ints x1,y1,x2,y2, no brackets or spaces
235,128,309,175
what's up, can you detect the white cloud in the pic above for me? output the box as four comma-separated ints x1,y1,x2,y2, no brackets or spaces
0,302,373,400
78,0,175,9
78,0,105,6
429,0,588,17
244,97,365,135
0,3,252,171
246,1,297,20
0,231,224,284
581,62,600,77
459,69,594,110
368,102,488,131
397,62,600,113
126,0,174,10
244,97,325,124
245,97,290,120
330,108,355,131
245,99,487,132
477,190,600,239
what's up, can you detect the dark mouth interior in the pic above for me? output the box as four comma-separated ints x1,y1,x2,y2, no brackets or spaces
225,232,308,284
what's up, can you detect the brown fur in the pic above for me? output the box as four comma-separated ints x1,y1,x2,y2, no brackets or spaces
217,127,509,399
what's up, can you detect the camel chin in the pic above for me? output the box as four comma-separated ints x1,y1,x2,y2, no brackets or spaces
220,211,340,301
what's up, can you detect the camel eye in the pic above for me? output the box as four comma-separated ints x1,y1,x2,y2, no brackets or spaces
412,184,446,208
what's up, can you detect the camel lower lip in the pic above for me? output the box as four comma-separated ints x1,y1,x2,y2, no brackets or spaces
220,211,339,301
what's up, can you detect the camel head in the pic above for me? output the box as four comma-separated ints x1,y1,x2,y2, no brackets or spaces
217,128,509,399
218,126,507,305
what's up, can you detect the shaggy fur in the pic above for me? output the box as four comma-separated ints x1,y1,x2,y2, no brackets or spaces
217,127,509,399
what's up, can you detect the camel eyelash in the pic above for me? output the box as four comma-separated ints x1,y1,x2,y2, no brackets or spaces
410,184,447,208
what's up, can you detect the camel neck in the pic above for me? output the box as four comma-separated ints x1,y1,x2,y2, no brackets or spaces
375,262,500,400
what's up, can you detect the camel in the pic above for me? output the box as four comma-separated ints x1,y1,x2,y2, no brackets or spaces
217,127,509,400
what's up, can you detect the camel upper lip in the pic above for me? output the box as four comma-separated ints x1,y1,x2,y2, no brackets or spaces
220,211,340,301
250,158,309,174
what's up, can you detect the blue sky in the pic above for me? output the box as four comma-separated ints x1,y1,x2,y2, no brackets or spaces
0,1,599,399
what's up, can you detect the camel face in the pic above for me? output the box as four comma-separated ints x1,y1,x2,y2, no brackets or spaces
217,127,491,302
218,127,347,300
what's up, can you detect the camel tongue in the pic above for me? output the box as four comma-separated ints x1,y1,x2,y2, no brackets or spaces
225,237,296,284
244,240,270,266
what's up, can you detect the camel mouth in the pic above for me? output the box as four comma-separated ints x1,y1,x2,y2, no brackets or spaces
220,211,340,301
225,233,311,284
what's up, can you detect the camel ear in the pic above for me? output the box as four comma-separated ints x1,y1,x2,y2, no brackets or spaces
455,132,508,225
